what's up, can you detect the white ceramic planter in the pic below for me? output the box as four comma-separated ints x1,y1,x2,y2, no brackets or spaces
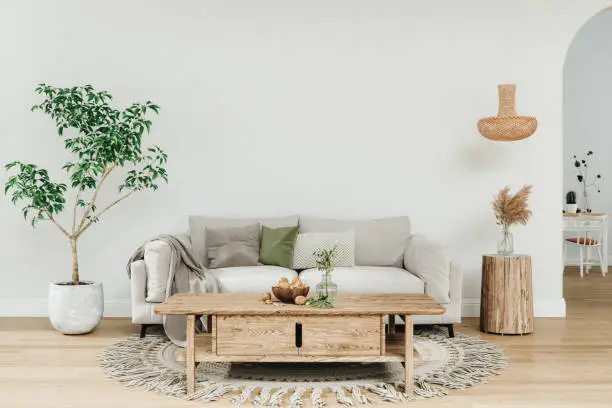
565,203,578,214
48,281,104,334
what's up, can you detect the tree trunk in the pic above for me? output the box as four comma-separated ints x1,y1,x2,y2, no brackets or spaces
480,254,534,334
70,238,79,284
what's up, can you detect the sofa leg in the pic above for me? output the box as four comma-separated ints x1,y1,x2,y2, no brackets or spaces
445,324,455,338
139,324,150,338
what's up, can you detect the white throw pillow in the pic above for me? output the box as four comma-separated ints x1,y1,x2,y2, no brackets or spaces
293,231,356,269
144,240,172,302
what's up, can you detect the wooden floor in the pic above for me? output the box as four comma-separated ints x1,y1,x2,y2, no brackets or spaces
1,267,611,407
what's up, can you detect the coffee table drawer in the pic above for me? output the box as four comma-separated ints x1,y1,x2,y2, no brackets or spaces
299,315,381,356
216,315,297,356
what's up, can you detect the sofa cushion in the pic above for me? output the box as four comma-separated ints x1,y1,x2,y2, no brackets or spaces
206,224,261,268
299,216,411,267
403,235,451,303
143,240,171,302
298,266,424,295
259,225,300,268
211,265,298,293
189,215,299,266
293,231,356,269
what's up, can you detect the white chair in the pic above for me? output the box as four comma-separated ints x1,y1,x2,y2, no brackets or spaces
563,216,606,278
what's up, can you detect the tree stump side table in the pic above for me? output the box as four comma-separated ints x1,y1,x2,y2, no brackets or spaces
480,254,534,335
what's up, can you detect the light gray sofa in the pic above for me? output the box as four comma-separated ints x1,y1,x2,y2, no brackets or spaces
130,215,462,337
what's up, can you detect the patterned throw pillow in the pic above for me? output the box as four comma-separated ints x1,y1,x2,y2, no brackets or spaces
293,230,356,269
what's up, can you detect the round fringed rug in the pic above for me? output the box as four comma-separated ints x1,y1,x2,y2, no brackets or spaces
99,328,506,406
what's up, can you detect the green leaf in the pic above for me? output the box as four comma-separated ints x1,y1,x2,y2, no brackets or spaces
5,161,18,170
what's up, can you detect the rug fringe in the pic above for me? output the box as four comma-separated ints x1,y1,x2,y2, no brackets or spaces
331,386,354,406
267,388,289,408
365,383,406,403
351,385,373,405
310,387,326,408
253,387,272,406
406,330,507,399
187,383,236,402
231,385,257,406
289,387,306,408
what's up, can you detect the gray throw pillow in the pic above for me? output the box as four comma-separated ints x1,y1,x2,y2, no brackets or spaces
206,223,261,268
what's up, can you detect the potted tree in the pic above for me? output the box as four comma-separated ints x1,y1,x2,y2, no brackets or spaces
4,84,168,334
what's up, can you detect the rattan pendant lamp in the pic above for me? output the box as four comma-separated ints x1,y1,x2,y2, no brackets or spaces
478,84,537,141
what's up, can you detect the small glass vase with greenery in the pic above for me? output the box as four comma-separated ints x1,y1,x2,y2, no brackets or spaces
307,246,338,309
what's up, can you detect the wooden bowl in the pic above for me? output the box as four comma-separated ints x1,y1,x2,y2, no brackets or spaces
272,285,310,303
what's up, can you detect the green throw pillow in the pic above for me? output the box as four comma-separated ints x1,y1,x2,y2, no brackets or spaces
259,225,299,268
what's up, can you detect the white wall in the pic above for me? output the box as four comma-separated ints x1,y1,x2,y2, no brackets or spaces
564,10,612,260
0,0,608,318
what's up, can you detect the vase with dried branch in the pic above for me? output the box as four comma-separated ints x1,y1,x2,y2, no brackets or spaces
572,151,602,213
492,185,532,256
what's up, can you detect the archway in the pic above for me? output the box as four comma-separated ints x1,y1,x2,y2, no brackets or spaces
562,8,612,309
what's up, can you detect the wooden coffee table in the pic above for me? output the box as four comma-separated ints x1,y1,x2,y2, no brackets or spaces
155,293,445,395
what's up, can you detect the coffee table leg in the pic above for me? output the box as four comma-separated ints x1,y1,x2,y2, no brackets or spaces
186,314,196,395
388,314,396,337
404,315,413,395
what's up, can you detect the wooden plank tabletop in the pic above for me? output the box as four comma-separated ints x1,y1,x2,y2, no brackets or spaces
154,293,445,316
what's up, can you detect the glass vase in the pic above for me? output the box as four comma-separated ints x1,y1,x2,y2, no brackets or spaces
315,270,338,301
583,190,592,213
497,229,514,256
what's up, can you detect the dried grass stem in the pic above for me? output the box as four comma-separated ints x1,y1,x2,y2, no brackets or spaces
493,185,532,232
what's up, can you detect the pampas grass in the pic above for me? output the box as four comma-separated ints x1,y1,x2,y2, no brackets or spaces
493,185,532,230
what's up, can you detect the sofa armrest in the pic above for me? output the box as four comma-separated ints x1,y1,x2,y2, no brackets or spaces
449,261,463,304
130,260,147,306
404,235,453,304
141,233,192,303
130,260,147,324
130,259,164,325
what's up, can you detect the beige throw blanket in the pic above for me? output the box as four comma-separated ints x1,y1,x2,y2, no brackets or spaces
127,234,219,347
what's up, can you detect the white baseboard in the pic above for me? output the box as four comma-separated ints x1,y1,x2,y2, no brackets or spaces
461,298,480,317
0,298,131,318
102,300,132,317
0,297,566,318
460,297,566,318
534,298,566,317
0,298,48,317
